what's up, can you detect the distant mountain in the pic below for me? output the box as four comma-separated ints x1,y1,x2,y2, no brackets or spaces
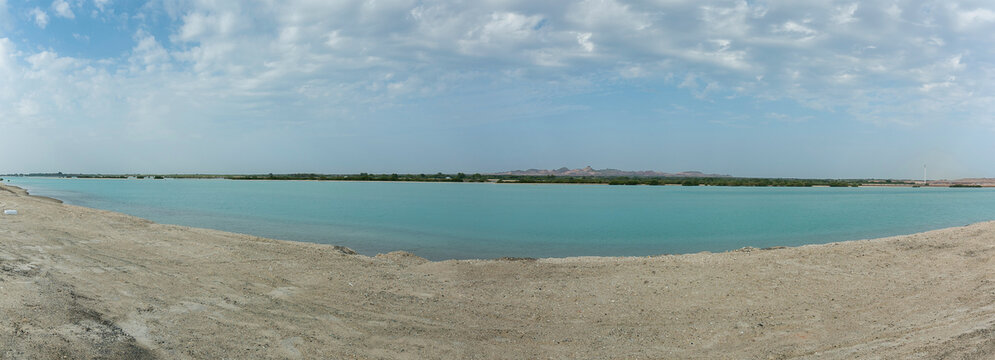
492,166,730,178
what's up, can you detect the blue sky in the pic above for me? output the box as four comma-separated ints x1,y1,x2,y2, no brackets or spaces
0,0,993,179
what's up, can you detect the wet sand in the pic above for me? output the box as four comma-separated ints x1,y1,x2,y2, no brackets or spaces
1,184,993,359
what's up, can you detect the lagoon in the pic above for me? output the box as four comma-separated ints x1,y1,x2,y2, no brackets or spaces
7,177,995,260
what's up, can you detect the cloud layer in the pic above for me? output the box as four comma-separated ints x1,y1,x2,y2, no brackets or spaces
0,0,993,176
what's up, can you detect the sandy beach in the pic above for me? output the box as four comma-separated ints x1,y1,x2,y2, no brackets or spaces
1,183,993,359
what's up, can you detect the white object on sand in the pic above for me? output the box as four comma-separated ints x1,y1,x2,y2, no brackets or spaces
3,209,17,215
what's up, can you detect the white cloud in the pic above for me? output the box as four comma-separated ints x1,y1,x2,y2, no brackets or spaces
325,30,343,48
2,0,995,177
832,3,859,25
458,12,544,57
3,0,995,147
30,8,48,29
177,11,238,42
956,8,995,28
93,0,110,12
17,98,40,116
130,31,170,73
677,39,751,71
920,81,953,92
51,0,74,19
885,4,901,19
576,32,594,52
618,64,645,78
568,0,649,31
776,21,816,36
679,73,698,89
772,20,817,43
833,71,855,83
0,37,15,74
765,112,810,123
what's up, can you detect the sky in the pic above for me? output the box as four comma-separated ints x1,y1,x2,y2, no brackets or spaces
0,0,993,179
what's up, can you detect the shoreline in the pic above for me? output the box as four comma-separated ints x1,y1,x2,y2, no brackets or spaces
0,184,63,204
12,176,995,189
1,183,994,358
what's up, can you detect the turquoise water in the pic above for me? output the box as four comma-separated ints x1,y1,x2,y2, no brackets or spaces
6,177,995,260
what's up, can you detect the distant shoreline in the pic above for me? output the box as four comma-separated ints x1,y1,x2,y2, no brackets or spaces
7,175,995,188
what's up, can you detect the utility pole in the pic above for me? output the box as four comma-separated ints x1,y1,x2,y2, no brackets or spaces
923,164,927,186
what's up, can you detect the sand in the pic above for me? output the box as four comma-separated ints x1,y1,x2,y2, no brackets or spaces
1,183,993,359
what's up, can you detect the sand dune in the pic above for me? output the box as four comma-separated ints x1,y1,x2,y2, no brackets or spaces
1,184,993,359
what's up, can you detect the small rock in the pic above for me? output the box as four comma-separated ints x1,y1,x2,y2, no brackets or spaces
331,245,357,255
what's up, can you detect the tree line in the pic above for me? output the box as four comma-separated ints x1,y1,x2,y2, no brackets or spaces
5,172,913,187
